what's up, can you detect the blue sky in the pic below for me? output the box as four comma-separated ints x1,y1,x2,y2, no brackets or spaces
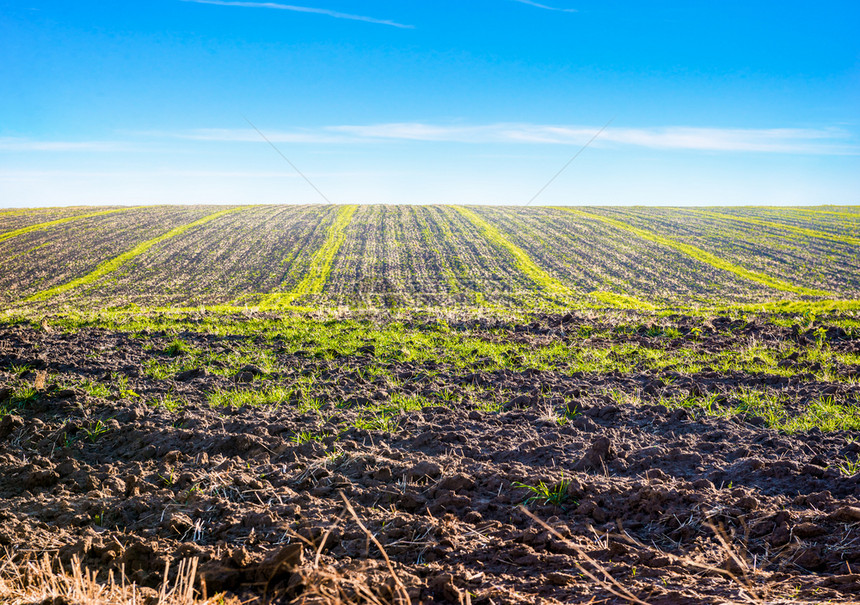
1,0,858,206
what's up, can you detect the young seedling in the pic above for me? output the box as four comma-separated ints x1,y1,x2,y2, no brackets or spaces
154,392,185,412
159,468,176,487
165,338,189,357
82,419,110,443
514,475,573,507
111,372,140,398
290,430,323,444
10,386,39,407
354,411,400,433
80,380,111,399
836,456,860,477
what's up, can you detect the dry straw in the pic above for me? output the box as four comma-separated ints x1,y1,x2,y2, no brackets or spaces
0,550,226,605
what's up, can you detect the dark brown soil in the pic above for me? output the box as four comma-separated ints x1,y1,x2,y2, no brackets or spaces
2,317,860,604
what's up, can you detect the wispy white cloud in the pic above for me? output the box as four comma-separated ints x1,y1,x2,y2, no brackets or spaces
0,169,375,179
12,124,855,156
165,123,856,155
179,0,413,28
602,126,854,154
0,138,133,152
169,128,347,144
510,0,577,13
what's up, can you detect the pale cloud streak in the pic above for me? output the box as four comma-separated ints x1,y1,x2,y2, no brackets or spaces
170,128,348,144
179,0,413,28
168,123,857,155
510,0,577,13
602,126,853,154
0,138,134,152
8,125,855,156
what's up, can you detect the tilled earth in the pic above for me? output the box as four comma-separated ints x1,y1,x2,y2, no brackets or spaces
1,314,860,604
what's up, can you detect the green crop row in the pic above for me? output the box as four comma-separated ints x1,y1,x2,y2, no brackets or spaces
26,207,250,302
260,204,358,308
451,206,575,300
787,206,860,218
588,290,656,310
0,206,145,246
693,209,860,247
556,207,831,298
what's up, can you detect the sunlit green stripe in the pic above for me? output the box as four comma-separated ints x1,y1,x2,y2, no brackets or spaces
691,209,860,246
0,206,146,245
26,207,250,302
555,207,831,297
451,206,574,297
260,204,358,307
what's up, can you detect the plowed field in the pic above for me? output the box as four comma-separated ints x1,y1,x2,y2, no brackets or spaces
2,205,860,604
5,204,858,310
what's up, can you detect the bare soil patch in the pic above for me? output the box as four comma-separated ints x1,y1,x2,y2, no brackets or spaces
2,315,860,603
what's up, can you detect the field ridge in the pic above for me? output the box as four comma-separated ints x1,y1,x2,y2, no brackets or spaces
0,206,145,246
25,207,249,303
787,206,860,217
259,204,358,307
451,206,576,301
452,206,669,309
691,209,860,246
555,207,832,298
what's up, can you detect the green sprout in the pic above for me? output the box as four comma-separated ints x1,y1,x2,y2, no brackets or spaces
159,468,176,487
165,338,190,357
82,419,111,443
513,475,573,507
290,430,323,444
836,456,860,477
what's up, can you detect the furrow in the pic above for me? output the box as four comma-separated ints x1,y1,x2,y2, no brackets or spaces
453,206,659,309
450,206,575,301
260,204,358,307
785,207,860,218
25,207,250,303
692,209,860,247
556,207,832,298
0,206,146,245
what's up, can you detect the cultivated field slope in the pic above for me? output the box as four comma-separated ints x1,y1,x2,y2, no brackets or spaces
1,205,860,604
2,204,859,311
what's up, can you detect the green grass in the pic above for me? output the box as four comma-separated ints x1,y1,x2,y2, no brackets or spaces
353,412,400,433
26,207,252,303
514,476,573,507
164,338,191,357
208,386,291,409
556,207,832,298
726,299,860,314
836,456,860,476
19,305,857,386
0,206,145,245
82,420,111,443
6,304,860,438
260,204,358,308
208,383,324,413
659,390,860,434
80,379,112,399
149,392,186,412
290,430,324,444
779,395,860,433
1,386,40,418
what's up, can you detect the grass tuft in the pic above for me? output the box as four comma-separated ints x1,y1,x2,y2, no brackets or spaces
514,476,573,507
